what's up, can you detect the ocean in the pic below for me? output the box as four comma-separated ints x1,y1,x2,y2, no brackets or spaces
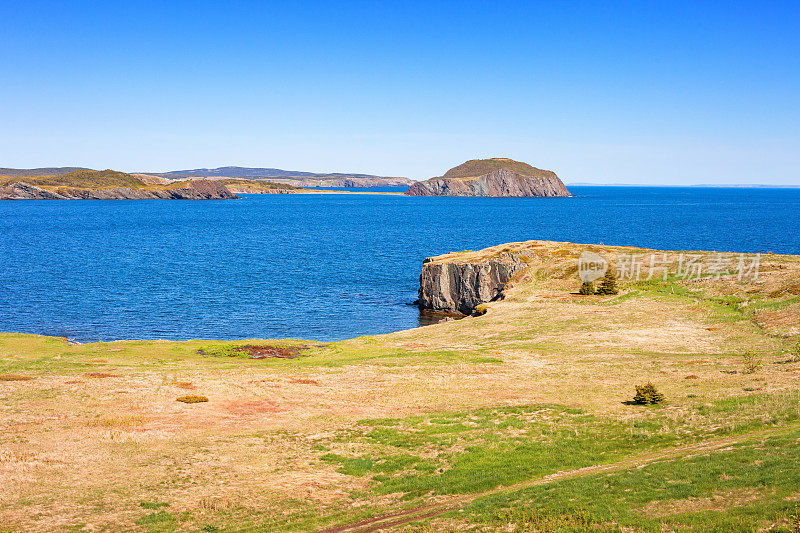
1,186,798,342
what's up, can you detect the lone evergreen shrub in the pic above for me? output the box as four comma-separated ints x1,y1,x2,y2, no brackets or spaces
632,383,665,405
579,281,595,295
596,269,619,295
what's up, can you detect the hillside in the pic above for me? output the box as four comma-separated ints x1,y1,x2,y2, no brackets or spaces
0,167,91,178
442,157,557,180
0,169,145,189
406,157,571,197
1,240,799,530
0,169,238,200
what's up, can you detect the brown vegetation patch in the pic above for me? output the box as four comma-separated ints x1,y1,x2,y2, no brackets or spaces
198,344,311,359
83,372,122,378
0,374,34,381
755,306,800,337
221,399,280,416
685,375,699,379
240,344,308,359
769,283,800,298
289,378,319,385
176,395,208,404
642,488,764,516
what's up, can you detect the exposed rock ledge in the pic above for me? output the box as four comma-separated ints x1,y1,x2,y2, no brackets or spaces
418,251,525,314
0,180,238,200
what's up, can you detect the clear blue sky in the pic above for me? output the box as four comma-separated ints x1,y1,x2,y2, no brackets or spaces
1,1,798,184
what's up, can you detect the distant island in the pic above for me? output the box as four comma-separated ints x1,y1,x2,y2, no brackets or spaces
405,157,571,197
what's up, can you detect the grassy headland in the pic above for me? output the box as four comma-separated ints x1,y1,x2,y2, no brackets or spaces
1,240,799,531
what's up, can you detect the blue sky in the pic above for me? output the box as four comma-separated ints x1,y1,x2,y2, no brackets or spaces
1,1,798,184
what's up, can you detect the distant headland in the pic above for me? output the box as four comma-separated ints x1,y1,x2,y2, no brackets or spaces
405,158,571,197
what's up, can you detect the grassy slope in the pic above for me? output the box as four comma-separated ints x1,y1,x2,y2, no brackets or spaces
441,158,557,179
0,169,145,189
1,240,799,531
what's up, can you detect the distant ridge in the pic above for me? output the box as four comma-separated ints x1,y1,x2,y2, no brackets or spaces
152,166,392,180
0,167,91,178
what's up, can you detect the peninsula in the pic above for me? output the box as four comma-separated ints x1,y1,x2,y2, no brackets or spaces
0,169,246,200
405,157,572,197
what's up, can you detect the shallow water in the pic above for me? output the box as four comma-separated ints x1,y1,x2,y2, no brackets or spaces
1,186,798,342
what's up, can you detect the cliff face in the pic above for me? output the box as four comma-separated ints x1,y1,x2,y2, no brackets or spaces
418,252,525,314
0,179,238,200
405,158,571,197
406,168,570,197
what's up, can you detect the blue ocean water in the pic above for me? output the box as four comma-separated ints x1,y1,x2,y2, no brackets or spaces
1,186,799,342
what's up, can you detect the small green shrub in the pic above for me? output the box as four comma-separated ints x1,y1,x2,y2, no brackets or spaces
140,502,168,510
742,349,763,374
632,382,665,405
473,304,489,316
578,281,595,295
176,395,208,404
595,269,619,295
789,343,800,363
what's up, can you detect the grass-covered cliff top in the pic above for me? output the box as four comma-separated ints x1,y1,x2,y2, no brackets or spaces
0,169,302,193
0,169,146,189
441,157,558,179
2,240,800,531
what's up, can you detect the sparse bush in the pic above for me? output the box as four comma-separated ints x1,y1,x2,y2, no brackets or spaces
578,281,595,295
176,395,208,404
632,382,665,405
595,269,619,295
742,349,763,374
473,304,489,316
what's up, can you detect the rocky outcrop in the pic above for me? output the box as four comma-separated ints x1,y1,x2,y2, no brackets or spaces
418,252,525,314
405,158,571,197
0,180,238,200
0,182,66,199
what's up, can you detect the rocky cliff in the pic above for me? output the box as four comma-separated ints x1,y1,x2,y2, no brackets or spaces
405,158,571,197
418,251,526,314
0,179,238,200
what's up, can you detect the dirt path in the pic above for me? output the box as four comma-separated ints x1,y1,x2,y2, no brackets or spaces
317,424,798,533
